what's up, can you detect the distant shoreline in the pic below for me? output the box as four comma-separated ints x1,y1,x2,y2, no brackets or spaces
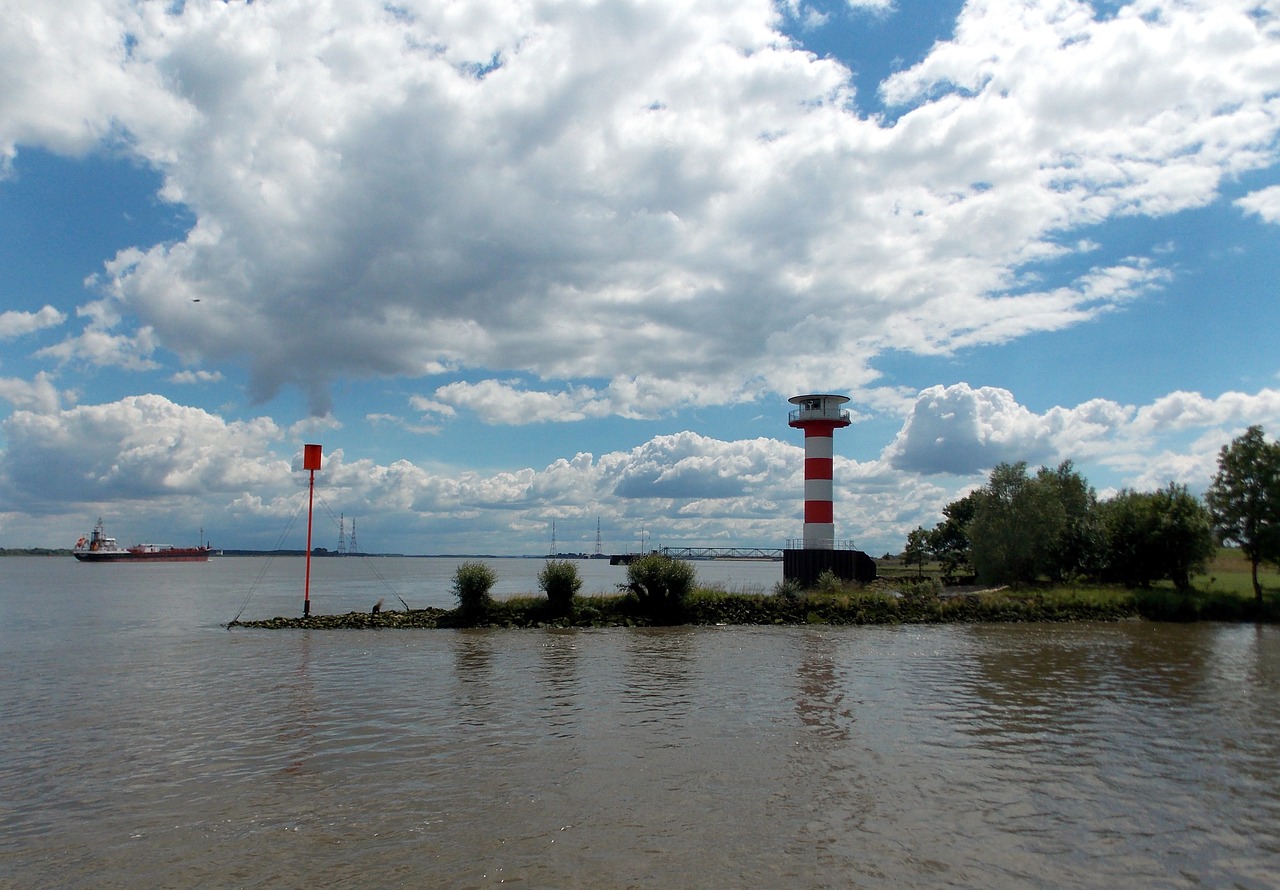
0,548,608,559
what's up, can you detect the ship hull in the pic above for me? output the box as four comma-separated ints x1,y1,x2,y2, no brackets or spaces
74,548,211,563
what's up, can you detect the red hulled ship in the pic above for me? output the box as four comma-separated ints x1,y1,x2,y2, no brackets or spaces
73,518,211,563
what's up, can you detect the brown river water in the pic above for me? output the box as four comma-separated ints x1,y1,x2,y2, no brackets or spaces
2,556,1278,888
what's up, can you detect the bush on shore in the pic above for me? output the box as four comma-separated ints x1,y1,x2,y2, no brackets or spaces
539,559,583,615
453,561,497,615
625,553,696,621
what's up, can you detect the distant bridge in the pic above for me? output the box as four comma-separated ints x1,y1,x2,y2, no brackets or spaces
610,546,783,564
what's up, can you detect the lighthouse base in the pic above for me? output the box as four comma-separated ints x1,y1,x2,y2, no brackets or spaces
784,548,877,589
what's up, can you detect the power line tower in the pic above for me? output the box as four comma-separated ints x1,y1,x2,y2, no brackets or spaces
595,517,603,557
549,520,557,557
337,513,347,555
348,518,359,556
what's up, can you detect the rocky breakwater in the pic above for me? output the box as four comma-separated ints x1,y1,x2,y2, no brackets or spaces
226,586,1154,630
229,607,452,630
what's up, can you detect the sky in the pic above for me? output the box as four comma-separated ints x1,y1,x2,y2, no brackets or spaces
1,0,1279,557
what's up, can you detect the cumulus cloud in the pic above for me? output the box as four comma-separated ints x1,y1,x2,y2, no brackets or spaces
610,431,795,499
408,396,456,419
34,326,160,371
1236,185,1280,224
426,376,734,423
887,383,1055,474
367,412,443,436
1,0,1275,417
31,296,160,371
0,0,187,167
0,306,65,339
0,371,62,414
887,382,1280,486
432,379,615,424
170,369,223,384
0,394,284,508
1131,388,1280,437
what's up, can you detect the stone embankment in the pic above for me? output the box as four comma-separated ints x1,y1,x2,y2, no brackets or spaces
228,587,1155,630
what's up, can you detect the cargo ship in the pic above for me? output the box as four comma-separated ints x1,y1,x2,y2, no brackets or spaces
73,518,211,563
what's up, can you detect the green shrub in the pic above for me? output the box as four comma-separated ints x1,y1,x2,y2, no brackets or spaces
898,577,943,601
626,553,696,619
452,561,497,613
773,578,804,601
814,569,843,594
539,559,582,613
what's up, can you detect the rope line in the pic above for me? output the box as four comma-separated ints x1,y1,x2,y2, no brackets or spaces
227,491,307,625
229,492,404,624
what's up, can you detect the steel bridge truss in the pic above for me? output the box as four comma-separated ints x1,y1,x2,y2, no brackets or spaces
660,546,783,561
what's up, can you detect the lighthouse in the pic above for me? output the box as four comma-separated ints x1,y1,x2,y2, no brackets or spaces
784,394,876,586
788,394,851,549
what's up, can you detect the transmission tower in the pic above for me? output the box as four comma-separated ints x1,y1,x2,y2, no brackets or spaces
595,517,603,557
337,513,347,555
348,518,359,556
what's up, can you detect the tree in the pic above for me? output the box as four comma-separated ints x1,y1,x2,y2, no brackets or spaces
903,526,932,578
928,491,979,581
1098,485,1215,590
968,462,1056,585
1034,461,1103,582
966,461,1098,586
1206,426,1280,603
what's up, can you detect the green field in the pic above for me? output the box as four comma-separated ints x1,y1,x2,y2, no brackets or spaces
1188,547,1280,596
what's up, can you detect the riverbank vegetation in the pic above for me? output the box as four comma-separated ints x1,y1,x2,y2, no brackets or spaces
229,548,1279,630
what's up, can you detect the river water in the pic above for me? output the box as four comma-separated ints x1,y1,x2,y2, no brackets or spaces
2,556,1278,888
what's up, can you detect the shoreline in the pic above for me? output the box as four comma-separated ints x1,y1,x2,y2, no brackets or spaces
227,585,1279,629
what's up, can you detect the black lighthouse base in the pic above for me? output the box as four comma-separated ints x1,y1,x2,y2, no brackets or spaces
783,548,877,589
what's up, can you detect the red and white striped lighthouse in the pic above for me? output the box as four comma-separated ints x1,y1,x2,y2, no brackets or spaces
788,394,851,550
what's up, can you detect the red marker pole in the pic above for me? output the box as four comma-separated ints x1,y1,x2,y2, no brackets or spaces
302,444,323,617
